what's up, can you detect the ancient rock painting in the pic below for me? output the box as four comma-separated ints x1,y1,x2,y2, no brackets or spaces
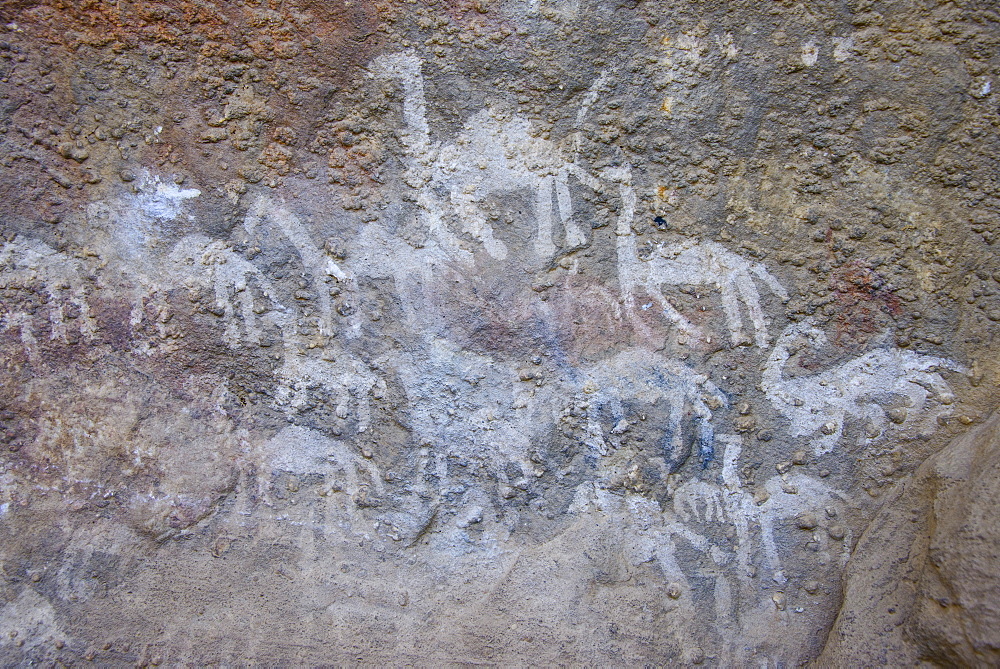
0,237,96,360
0,151,966,642
166,234,286,349
763,318,966,454
372,50,599,262
608,166,789,347
575,349,724,469
0,40,979,666
243,196,359,339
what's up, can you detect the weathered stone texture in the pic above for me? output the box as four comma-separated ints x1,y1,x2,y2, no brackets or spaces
0,0,997,665
820,410,1000,666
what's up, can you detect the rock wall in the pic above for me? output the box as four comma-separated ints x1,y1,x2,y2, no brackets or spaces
820,410,1000,666
0,0,997,664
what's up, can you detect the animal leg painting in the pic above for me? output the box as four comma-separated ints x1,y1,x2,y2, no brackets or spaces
763,318,967,454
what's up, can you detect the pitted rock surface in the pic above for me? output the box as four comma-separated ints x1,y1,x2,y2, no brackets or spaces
0,1,997,665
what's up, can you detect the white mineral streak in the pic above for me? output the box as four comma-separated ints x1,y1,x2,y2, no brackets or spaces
137,177,201,220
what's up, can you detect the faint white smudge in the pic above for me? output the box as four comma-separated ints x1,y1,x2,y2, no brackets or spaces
715,32,738,60
84,170,201,274
135,173,200,220
832,35,855,63
393,338,547,481
0,589,68,654
801,41,819,67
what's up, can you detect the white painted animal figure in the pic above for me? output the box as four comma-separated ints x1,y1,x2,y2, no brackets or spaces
242,195,358,338
0,236,96,359
749,473,852,584
673,436,851,585
350,221,466,335
605,167,788,348
577,349,726,472
165,209,376,434
569,480,733,653
762,318,967,454
260,424,386,501
272,350,384,434
370,50,600,262
393,339,549,487
167,234,287,348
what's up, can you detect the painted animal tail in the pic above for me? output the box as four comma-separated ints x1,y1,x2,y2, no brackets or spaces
661,386,690,474
751,262,790,302
571,69,611,159
697,418,715,469
761,331,792,392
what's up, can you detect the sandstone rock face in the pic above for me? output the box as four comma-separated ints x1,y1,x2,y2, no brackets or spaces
820,411,1000,666
0,0,997,665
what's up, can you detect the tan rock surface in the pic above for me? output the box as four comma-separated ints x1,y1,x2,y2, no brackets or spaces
820,411,1000,666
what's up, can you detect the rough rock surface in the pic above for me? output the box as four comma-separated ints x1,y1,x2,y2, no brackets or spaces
820,410,1000,667
0,0,997,665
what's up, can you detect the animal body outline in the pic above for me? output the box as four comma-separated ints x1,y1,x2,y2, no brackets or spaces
673,435,853,586
370,49,606,262
164,205,379,436
762,317,967,454
605,166,788,348
747,471,853,584
576,348,726,471
242,195,358,339
0,236,97,360
167,234,287,348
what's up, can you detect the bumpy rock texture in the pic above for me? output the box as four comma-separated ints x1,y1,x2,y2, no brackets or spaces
821,410,1000,666
0,0,997,665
